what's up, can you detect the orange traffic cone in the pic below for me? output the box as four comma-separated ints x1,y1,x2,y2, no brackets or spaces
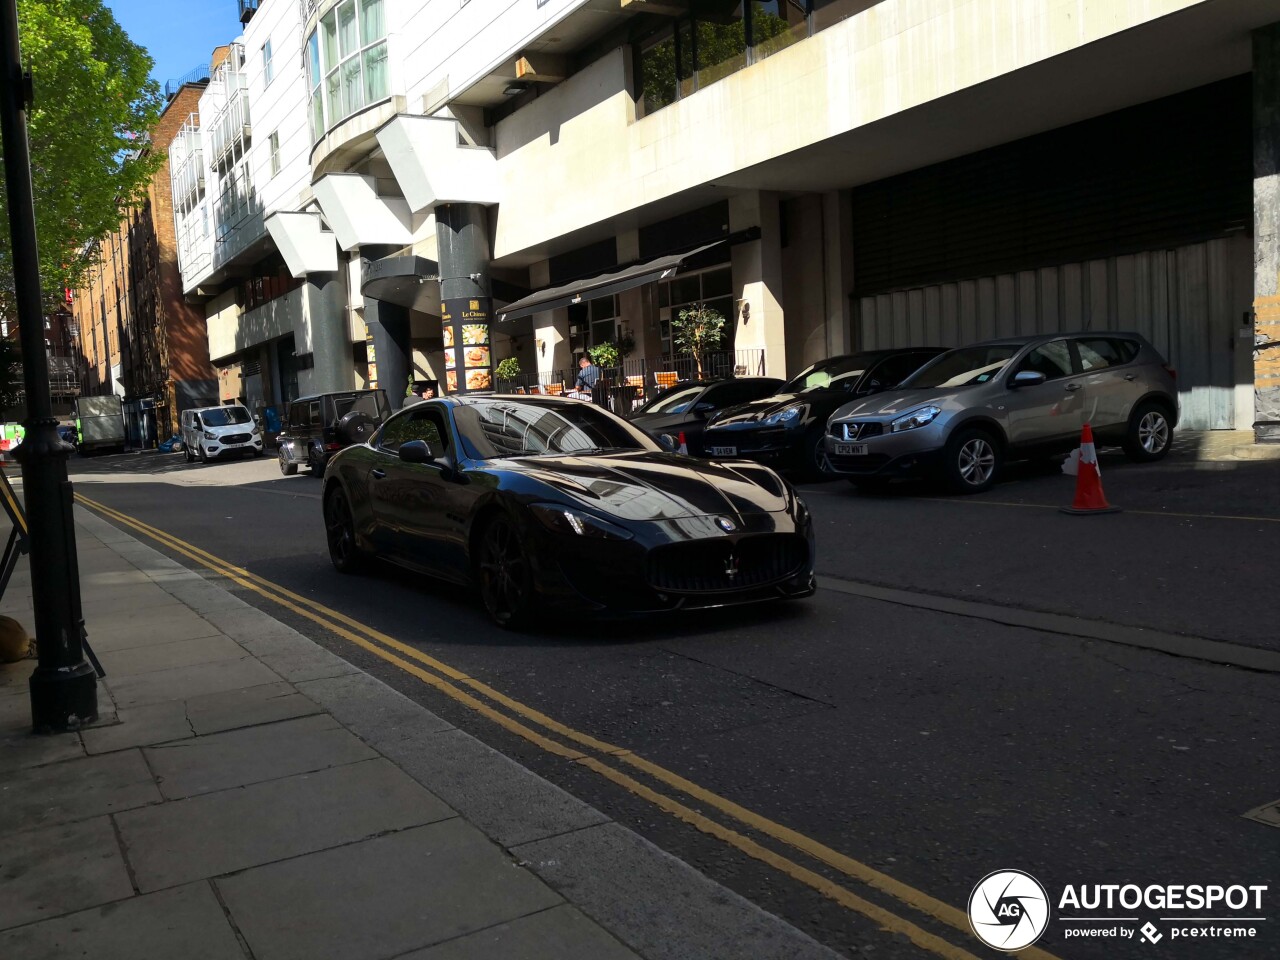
677,431,689,455
1060,423,1120,515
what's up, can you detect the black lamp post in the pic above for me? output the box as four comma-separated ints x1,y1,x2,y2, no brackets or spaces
0,0,97,731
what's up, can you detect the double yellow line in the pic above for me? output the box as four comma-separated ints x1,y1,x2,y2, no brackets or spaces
76,492,1063,960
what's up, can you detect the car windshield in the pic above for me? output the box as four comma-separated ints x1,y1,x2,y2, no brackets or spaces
781,355,873,393
639,384,705,415
332,391,389,422
454,399,658,460
199,407,251,427
900,345,1021,389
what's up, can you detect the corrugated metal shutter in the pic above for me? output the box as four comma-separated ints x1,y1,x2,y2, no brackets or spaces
851,76,1251,297
855,234,1253,430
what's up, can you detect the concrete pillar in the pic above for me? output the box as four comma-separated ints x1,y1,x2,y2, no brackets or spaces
366,297,411,407
823,189,855,356
730,191,785,377
436,203,493,394
615,228,656,370
304,271,353,394
1255,24,1280,441
529,259,571,386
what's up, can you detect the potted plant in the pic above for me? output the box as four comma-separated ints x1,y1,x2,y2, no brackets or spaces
671,303,725,379
588,341,621,371
495,357,521,390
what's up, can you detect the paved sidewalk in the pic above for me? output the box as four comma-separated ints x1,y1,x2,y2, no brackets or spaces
0,507,841,960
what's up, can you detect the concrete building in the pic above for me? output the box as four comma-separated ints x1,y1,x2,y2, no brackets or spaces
72,74,217,444
173,0,1280,437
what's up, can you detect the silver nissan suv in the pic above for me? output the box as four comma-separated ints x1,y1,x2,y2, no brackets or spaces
824,332,1178,493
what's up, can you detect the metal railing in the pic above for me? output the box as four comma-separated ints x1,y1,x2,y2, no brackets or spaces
164,64,211,100
494,349,767,413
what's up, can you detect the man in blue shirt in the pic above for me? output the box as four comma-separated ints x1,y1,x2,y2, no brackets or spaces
570,355,601,400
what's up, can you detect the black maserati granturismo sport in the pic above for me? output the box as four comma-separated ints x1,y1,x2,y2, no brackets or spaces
321,395,816,627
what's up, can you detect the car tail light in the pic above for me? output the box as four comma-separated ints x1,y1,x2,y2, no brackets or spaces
325,442,341,451
1163,364,1177,382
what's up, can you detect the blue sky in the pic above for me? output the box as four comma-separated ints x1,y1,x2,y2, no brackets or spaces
104,0,243,86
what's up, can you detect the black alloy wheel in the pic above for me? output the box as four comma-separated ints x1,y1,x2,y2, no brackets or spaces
279,450,297,476
324,488,366,574
198,444,208,464
477,515,536,628
308,446,325,476
184,442,194,464
806,427,831,480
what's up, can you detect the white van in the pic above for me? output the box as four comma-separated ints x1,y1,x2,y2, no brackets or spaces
180,404,263,463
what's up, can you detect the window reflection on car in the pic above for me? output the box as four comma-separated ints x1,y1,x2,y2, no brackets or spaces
901,346,1020,389
782,355,871,393
199,407,252,427
644,384,705,415
453,399,658,460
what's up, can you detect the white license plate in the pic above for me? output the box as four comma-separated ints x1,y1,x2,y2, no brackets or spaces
709,445,737,457
834,443,867,456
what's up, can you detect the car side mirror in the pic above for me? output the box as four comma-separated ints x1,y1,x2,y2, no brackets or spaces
858,379,883,395
1011,370,1047,388
657,434,677,452
398,439,435,464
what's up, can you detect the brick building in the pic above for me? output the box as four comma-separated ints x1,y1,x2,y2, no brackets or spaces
71,74,216,445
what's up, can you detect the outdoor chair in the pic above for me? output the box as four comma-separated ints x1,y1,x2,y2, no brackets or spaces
654,371,679,390
544,382,565,396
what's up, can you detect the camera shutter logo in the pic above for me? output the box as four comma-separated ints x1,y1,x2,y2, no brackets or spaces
968,869,1050,950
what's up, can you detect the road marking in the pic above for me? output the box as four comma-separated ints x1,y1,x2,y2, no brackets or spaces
75,492,1066,960
818,579,1280,673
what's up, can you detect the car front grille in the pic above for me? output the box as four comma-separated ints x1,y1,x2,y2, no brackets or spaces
221,433,252,444
832,421,884,441
646,534,808,594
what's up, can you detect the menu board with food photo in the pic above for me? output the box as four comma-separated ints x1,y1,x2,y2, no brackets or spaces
444,349,457,370
442,326,455,348
461,324,489,346
466,370,492,391
463,345,490,369
446,370,458,392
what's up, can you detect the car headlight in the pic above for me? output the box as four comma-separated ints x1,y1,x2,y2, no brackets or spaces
890,405,941,433
203,431,217,440
762,405,804,426
529,503,633,540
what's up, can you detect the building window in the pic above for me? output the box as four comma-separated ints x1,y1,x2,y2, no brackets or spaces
567,296,618,357
658,265,733,356
262,38,274,85
306,0,388,142
268,131,280,176
636,0,869,117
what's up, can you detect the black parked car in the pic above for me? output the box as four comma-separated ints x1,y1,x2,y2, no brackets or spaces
629,377,783,455
701,348,945,477
278,389,391,476
321,395,816,627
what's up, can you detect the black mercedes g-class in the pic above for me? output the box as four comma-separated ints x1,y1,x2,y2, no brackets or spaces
277,389,391,476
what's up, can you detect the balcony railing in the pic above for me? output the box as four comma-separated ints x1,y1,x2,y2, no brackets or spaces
209,86,250,168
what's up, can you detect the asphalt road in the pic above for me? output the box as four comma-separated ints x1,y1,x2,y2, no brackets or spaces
60,446,1280,960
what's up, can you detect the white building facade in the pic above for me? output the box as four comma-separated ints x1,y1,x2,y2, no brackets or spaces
172,0,1280,436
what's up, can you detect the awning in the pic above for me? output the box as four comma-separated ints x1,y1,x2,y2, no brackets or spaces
496,240,727,323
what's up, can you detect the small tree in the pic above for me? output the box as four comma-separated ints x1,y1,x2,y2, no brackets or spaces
495,357,521,388
588,341,621,370
671,303,725,378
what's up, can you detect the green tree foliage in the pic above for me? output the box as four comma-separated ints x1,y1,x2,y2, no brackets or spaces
587,341,621,369
0,0,163,315
495,357,521,380
672,303,725,378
